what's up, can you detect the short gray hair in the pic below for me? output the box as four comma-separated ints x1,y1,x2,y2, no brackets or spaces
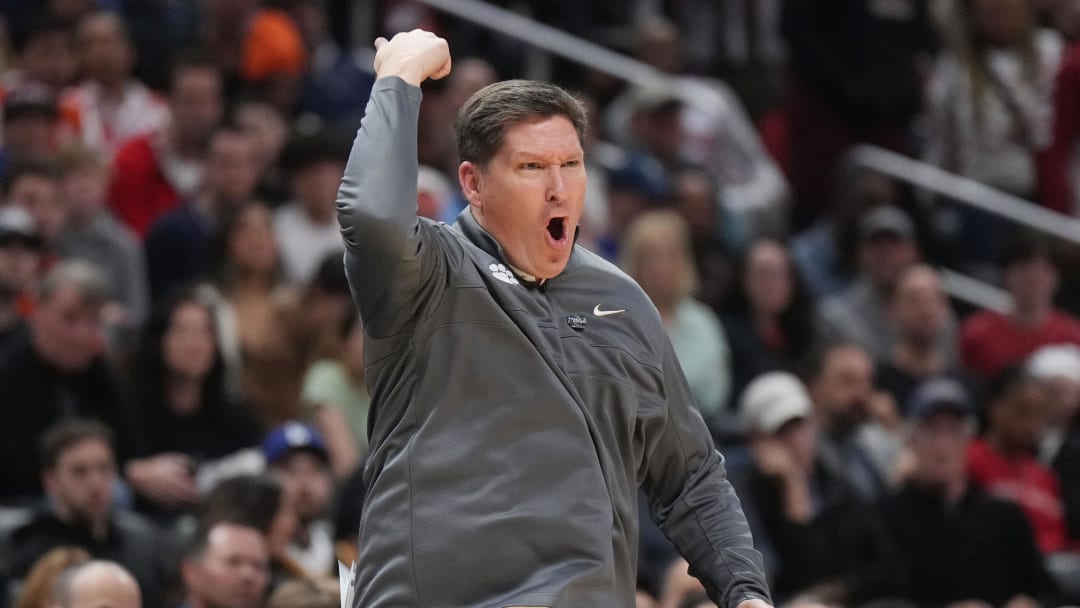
38,260,111,305
454,79,588,168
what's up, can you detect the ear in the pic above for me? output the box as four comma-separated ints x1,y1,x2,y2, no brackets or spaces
458,161,483,210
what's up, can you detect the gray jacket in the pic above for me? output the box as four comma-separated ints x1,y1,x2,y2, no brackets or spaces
337,76,770,608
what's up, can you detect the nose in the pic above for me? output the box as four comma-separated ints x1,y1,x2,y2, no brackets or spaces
546,167,567,203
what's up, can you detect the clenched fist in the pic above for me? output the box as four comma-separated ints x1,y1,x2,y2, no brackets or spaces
373,29,452,86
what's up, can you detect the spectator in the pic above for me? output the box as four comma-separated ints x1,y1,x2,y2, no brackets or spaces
232,97,289,206
724,238,817,409
53,145,148,334
967,366,1068,553
266,577,338,608
0,206,43,345
237,4,308,115
1,84,62,174
1027,345,1080,540
263,422,336,577
3,159,64,246
880,376,1057,606
0,261,141,503
804,342,901,501
3,13,76,92
791,165,903,300
781,0,936,228
108,53,225,238
819,205,922,361
210,201,308,428
197,474,300,588
415,164,455,223
60,12,168,158
128,285,260,520
300,312,368,479
926,0,1062,201
179,520,270,608
272,132,348,286
736,372,896,605
13,547,90,608
1037,14,1080,214
620,210,731,419
144,127,260,301
50,561,141,608
961,233,1080,378
1,420,169,606
669,166,737,313
285,0,376,133
876,264,963,412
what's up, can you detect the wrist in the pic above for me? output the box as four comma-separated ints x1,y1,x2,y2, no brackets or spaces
377,62,426,87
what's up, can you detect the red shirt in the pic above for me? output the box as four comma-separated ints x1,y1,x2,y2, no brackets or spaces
959,309,1080,379
967,439,1066,553
107,135,180,239
1038,42,1080,214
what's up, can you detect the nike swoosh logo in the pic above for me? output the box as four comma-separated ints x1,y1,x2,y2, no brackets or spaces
593,305,626,317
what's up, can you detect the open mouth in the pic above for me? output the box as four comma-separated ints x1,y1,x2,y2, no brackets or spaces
546,217,567,243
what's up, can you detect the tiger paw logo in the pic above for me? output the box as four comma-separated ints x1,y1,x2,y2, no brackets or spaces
489,263,519,285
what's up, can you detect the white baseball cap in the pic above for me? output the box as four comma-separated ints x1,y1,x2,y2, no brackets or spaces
738,372,813,435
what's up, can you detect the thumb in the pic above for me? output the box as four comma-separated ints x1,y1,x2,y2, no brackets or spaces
374,36,388,51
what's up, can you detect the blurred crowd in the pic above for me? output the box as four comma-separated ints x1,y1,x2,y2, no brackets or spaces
2,0,1080,607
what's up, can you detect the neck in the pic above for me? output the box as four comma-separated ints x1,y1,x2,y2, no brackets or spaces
168,125,205,159
1011,302,1051,328
892,339,943,376
54,505,109,541
167,375,202,415
302,201,334,225
97,77,127,99
988,433,1026,459
232,271,274,294
754,311,779,333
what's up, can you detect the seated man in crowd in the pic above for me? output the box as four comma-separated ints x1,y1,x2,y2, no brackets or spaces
180,520,272,608
263,421,337,577
876,264,964,411
0,420,170,606
736,372,896,605
0,206,43,347
0,261,141,502
50,560,142,608
881,377,1057,606
961,233,1080,379
967,367,1069,554
804,341,903,500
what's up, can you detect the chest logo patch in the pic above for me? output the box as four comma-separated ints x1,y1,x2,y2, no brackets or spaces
593,304,626,317
566,314,588,330
489,263,519,285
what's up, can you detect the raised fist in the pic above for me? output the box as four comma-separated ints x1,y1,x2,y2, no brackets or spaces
373,29,452,86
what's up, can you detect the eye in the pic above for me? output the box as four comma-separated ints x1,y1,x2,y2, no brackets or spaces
520,162,542,170
562,160,581,168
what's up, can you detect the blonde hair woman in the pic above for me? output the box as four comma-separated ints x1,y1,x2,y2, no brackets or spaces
620,210,731,419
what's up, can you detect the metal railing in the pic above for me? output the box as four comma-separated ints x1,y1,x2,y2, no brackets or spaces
413,0,1059,312
845,145,1080,247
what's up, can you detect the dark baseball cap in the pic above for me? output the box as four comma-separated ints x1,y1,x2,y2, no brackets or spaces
262,421,329,466
3,84,59,121
907,377,973,421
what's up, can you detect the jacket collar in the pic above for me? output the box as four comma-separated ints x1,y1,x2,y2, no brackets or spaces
452,207,581,285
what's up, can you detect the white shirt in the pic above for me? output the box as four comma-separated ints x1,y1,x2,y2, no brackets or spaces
274,203,344,285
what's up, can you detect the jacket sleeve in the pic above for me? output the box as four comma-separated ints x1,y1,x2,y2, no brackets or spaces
336,76,445,337
641,341,772,608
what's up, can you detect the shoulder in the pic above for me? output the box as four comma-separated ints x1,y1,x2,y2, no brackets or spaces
112,135,155,165
960,310,1004,337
